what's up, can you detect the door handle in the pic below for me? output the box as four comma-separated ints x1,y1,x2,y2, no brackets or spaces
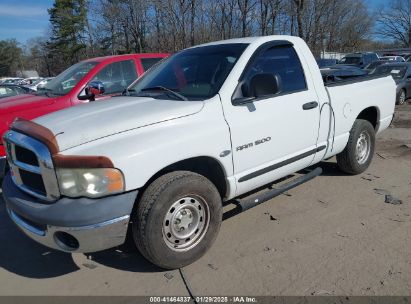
302,101,318,110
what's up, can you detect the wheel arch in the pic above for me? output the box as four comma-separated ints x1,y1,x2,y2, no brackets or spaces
356,106,379,130
139,156,228,199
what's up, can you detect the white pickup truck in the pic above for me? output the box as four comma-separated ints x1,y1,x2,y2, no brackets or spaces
2,36,395,269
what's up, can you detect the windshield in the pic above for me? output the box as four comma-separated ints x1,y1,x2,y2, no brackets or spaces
128,43,248,100
371,65,407,79
339,56,361,64
40,61,98,96
0,86,19,98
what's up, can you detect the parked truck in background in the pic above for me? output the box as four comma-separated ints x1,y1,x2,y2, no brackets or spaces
0,53,169,173
2,36,395,269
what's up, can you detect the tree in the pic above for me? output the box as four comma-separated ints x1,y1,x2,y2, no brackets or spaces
377,0,411,47
27,0,377,70
322,0,373,53
48,0,88,64
286,0,373,55
257,0,284,35
0,40,23,77
238,0,257,37
124,0,149,53
292,0,304,38
26,37,52,77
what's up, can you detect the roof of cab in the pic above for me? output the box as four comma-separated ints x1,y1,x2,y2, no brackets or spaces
189,35,304,49
81,53,169,63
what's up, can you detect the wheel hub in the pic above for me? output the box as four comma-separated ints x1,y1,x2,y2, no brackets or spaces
400,92,406,104
356,131,371,165
162,196,210,251
174,208,194,233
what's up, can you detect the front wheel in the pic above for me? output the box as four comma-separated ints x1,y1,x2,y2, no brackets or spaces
132,171,222,269
337,119,375,175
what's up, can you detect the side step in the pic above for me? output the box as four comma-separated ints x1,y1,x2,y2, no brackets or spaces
223,167,322,220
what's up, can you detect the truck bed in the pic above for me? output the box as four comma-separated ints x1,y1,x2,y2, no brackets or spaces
322,74,396,159
323,73,389,87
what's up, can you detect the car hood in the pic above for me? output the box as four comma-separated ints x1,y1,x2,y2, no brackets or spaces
0,94,56,114
35,96,204,151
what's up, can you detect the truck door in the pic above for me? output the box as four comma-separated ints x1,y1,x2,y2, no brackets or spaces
224,43,321,195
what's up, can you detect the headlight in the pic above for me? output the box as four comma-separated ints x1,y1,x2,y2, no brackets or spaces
56,168,125,198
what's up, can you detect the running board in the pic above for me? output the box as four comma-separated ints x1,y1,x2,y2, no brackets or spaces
223,167,322,220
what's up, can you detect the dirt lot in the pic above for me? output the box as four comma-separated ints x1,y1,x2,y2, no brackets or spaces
0,106,410,297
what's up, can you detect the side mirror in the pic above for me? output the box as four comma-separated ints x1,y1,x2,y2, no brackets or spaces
249,73,282,98
232,73,282,106
79,81,105,101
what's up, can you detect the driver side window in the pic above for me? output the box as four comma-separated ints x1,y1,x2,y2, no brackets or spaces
91,60,137,95
241,45,307,98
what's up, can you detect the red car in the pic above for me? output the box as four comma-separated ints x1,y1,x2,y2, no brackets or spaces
0,53,169,169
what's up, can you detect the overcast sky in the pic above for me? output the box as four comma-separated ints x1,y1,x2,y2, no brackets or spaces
0,0,387,44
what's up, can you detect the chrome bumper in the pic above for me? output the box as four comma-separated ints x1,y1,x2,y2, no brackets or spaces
7,208,130,253
3,173,137,253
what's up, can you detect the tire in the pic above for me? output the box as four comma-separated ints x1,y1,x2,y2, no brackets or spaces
397,89,406,105
132,171,222,269
337,119,375,175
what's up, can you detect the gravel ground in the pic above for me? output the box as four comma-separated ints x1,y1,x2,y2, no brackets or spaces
0,105,410,296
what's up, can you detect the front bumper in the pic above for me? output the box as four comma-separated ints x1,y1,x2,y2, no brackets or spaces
2,174,138,253
7,208,130,252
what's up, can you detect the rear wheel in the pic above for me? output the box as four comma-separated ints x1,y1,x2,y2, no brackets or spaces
337,119,375,174
132,171,222,269
397,89,406,105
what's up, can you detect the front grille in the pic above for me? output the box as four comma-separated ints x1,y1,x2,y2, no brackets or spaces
15,145,39,166
19,170,46,195
3,131,60,202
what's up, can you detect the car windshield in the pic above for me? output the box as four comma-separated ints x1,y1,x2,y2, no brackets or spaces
0,86,19,98
128,43,248,101
371,65,407,79
339,56,361,64
39,61,98,96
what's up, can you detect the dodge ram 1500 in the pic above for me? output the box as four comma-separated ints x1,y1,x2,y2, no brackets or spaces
2,36,395,269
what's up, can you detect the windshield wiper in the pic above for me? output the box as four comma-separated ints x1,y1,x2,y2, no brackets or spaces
141,86,187,101
123,88,134,96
